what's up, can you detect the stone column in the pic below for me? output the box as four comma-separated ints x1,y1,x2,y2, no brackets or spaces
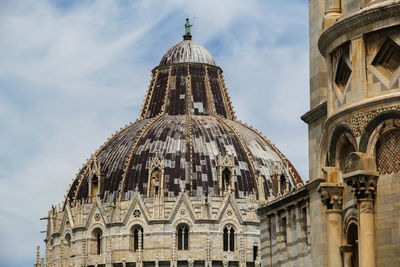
325,0,341,14
343,152,378,267
345,177,377,267
340,245,353,267
323,0,342,29
318,183,344,267
137,231,143,267
35,246,41,267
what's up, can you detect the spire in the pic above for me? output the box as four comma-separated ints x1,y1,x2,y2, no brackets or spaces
35,246,40,265
183,18,192,40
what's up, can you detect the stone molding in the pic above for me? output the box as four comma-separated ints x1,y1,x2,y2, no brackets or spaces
325,94,400,129
301,101,327,125
342,105,400,137
318,3,400,56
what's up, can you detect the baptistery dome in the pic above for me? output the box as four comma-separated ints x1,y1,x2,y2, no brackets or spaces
66,35,301,205
40,24,303,267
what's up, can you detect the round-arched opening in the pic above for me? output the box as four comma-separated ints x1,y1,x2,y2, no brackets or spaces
150,168,162,197
65,233,71,247
92,228,103,255
223,225,235,252
334,132,357,173
222,168,231,192
177,224,189,250
131,225,144,251
346,223,359,267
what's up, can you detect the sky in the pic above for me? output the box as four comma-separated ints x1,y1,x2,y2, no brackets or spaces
0,0,309,266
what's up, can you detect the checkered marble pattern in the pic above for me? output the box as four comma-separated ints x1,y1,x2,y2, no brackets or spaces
376,129,400,175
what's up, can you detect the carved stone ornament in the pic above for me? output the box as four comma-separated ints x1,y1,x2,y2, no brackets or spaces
94,213,101,222
155,255,159,267
344,175,378,200
188,255,194,267
223,255,229,267
318,183,344,210
341,105,400,137
179,209,186,216
133,209,141,218
227,209,233,217
360,200,374,214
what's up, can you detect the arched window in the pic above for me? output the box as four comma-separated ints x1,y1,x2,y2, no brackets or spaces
131,225,144,251
149,169,162,197
222,168,231,192
346,223,359,267
223,225,235,251
253,244,258,262
92,228,102,255
177,224,189,250
65,233,71,247
335,133,356,173
281,217,287,244
64,233,71,258
90,174,99,202
280,175,286,194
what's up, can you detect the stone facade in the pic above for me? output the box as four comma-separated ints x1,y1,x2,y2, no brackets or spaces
260,0,400,266
37,190,262,266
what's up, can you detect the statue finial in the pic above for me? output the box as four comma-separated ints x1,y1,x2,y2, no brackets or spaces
184,18,192,40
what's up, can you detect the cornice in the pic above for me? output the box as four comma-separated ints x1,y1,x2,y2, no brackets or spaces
324,93,400,128
257,178,324,214
301,101,327,125
318,3,400,56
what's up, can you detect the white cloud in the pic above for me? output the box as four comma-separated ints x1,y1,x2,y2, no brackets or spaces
0,0,309,265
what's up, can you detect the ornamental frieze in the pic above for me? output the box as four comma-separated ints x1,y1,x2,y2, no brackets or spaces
341,105,400,137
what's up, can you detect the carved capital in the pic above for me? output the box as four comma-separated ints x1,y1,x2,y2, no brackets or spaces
318,183,344,210
342,152,379,200
344,175,378,200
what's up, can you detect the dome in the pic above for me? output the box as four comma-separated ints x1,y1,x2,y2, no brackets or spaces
66,36,302,205
159,39,216,66
68,115,301,203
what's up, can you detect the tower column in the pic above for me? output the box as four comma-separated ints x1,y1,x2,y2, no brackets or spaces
318,183,344,267
323,0,342,29
343,152,378,267
358,198,375,267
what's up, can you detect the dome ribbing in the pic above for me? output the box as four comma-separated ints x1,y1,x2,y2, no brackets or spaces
160,39,216,66
65,36,302,206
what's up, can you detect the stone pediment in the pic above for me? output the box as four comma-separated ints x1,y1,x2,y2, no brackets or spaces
85,198,109,229
122,189,150,224
216,193,243,224
168,190,197,223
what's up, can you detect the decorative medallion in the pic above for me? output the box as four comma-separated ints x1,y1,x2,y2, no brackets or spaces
133,209,141,218
227,209,233,217
94,213,101,222
180,209,186,216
